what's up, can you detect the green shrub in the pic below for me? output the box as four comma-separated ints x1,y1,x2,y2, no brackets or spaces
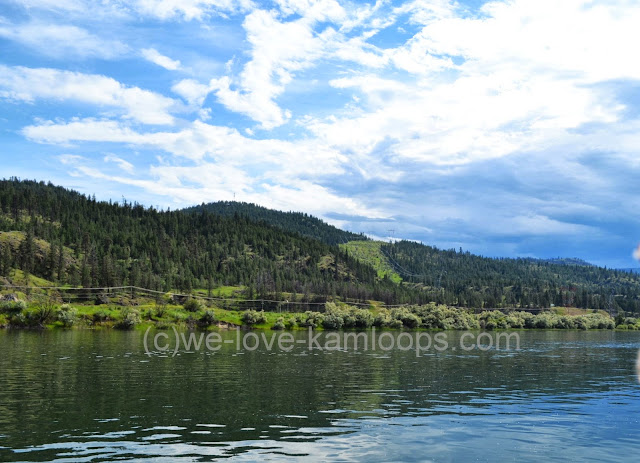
271,317,286,330
114,308,140,330
183,298,203,313
351,308,374,328
479,311,509,330
92,310,110,323
617,324,629,330
0,313,8,328
506,311,533,329
154,304,167,318
199,309,217,327
533,313,559,329
556,316,576,329
297,311,323,328
0,300,27,314
10,312,27,327
27,306,56,326
373,309,391,327
391,308,421,328
242,309,267,326
56,304,78,328
322,312,344,330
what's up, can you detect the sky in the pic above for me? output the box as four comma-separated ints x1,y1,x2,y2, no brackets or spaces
1,0,640,268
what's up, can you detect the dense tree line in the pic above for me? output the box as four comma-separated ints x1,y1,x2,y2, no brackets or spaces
184,201,367,245
2,179,639,313
382,241,640,313
0,179,410,304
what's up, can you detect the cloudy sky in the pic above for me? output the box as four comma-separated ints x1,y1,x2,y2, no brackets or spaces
1,0,639,267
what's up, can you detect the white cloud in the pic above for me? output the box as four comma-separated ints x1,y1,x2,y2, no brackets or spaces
171,79,211,106
129,0,255,20
9,0,86,13
23,119,348,176
0,65,176,124
58,153,86,165
274,0,346,23
300,0,640,167
141,48,181,70
104,154,135,174
0,22,129,59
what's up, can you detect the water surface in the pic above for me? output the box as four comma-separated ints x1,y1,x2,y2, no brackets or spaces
0,330,638,461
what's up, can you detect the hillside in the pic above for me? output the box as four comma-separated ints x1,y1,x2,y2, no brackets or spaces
184,201,367,245
0,179,410,305
1,179,640,313
543,257,594,266
378,240,640,312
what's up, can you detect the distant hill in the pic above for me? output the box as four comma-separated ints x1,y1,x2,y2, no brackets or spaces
373,240,640,312
184,201,367,245
542,257,594,266
619,268,640,274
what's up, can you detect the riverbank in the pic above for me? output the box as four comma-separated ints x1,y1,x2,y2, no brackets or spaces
0,298,634,331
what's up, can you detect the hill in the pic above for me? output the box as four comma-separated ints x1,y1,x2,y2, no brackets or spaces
1,178,640,313
619,268,640,274
183,201,367,245
0,179,409,305
543,257,594,266
376,240,640,312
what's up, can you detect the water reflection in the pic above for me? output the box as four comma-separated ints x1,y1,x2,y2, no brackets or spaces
0,330,639,461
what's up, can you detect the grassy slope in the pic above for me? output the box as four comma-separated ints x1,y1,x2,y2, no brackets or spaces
341,241,403,284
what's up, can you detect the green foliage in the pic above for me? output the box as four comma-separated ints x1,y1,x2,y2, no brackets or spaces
271,317,286,330
114,308,140,329
241,309,267,326
341,241,402,283
321,312,344,330
297,311,323,328
0,299,27,314
199,309,217,327
0,179,405,305
92,310,110,323
373,309,392,328
185,201,367,246
10,305,56,327
322,302,374,329
183,298,203,313
380,240,640,312
390,308,421,328
56,304,77,327
417,303,479,329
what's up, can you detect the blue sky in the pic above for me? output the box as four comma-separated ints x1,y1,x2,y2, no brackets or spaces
1,0,640,268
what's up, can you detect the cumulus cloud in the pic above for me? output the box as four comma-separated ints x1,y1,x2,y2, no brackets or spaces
141,48,181,70
0,21,129,59
0,65,176,124
6,0,640,264
172,79,211,106
209,8,331,128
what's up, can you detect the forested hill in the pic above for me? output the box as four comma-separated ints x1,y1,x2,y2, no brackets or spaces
543,257,594,266
0,179,409,304
2,178,640,313
184,201,367,245
380,241,640,313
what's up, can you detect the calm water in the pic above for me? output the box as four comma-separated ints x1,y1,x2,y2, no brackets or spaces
0,329,638,462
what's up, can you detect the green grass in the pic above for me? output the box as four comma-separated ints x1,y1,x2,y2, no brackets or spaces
551,306,610,317
190,286,246,298
341,240,403,284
